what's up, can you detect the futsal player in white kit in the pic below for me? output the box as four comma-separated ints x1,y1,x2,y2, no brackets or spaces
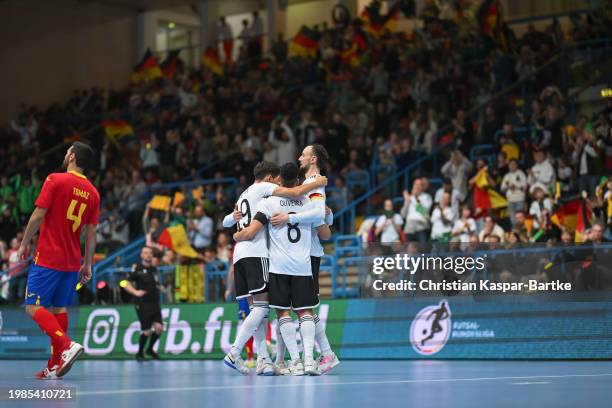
222,161,327,375
234,162,330,375
270,144,340,373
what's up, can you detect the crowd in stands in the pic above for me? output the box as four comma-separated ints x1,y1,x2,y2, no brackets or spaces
1,2,612,303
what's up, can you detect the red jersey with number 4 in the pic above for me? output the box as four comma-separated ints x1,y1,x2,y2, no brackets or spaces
34,170,100,271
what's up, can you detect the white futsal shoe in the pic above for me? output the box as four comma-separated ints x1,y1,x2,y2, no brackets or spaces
256,357,276,376
223,352,250,375
288,359,305,376
304,358,321,376
275,360,290,376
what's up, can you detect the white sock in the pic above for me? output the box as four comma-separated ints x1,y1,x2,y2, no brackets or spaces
299,315,316,362
278,316,300,361
314,314,333,356
275,319,286,363
230,304,266,358
252,301,270,360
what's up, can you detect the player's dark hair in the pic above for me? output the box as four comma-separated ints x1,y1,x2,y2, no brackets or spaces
310,144,329,176
253,161,280,181
280,162,299,187
72,142,95,171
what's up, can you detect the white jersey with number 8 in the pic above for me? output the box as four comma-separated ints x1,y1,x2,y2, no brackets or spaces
256,196,314,276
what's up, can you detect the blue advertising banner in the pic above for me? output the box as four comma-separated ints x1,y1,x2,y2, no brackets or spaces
2,298,611,360
340,297,612,359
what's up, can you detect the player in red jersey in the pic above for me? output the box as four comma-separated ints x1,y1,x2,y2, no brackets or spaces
18,142,100,379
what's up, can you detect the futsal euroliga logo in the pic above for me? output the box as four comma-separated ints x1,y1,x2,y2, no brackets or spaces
410,300,452,356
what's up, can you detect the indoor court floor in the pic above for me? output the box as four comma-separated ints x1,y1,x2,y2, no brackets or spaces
1,360,611,408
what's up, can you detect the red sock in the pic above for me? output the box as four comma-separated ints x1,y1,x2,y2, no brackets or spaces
245,337,254,360
33,308,70,352
48,313,69,367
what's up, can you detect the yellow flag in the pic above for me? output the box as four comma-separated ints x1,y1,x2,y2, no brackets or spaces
173,192,185,207
192,187,203,200
149,195,172,211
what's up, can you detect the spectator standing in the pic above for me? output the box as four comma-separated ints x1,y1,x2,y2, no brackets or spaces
401,179,432,243
189,204,214,251
434,179,464,216
441,150,474,198
430,192,456,242
218,17,234,62
501,159,528,226
452,205,477,243
527,150,555,191
375,199,404,245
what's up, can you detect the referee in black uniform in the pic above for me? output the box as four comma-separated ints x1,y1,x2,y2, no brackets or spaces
122,246,164,361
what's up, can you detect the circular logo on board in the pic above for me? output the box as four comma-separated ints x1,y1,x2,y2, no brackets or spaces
410,300,452,356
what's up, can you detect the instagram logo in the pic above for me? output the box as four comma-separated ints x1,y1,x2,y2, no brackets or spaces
84,309,120,356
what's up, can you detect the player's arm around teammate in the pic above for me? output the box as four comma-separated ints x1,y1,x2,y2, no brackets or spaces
222,173,327,229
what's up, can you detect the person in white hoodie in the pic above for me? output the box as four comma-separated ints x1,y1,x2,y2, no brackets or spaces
268,117,295,165
527,150,555,191
501,159,528,226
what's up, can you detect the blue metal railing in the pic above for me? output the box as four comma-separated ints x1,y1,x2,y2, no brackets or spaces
95,260,229,303
335,154,431,234
92,236,146,288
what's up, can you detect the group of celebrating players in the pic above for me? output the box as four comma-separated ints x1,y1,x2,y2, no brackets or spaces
222,144,340,376
15,140,338,379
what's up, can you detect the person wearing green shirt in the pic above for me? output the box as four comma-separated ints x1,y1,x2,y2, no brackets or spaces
0,176,13,201
17,177,36,219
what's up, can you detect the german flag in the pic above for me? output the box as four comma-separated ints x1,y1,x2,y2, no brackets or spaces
354,25,368,51
361,2,399,36
436,131,454,147
202,46,223,76
102,119,134,144
575,199,592,243
289,26,321,59
309,192,325,202
161,49,181,78
131,49,163,83
341,25,367,67
157,224,199,258
550,198,581,232
341,42,361,67
472,168,508,210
